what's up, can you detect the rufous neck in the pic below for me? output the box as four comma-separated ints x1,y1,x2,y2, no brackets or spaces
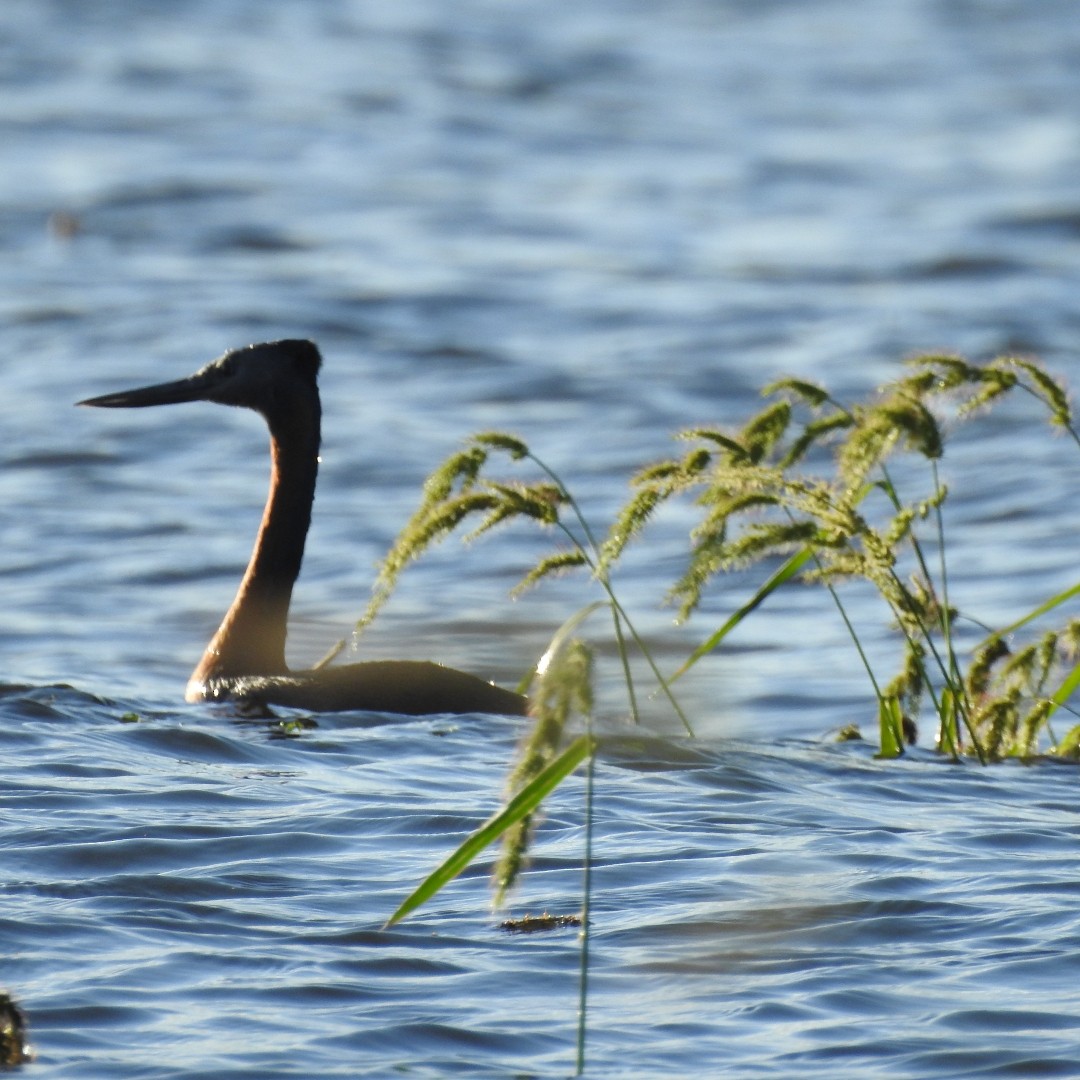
188,400,320,693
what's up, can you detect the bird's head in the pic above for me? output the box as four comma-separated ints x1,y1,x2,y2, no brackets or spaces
78,339,322,419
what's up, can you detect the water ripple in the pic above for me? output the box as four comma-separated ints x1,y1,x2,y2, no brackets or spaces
5,0,1080,1074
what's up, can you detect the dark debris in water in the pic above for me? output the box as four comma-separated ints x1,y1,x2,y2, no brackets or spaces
499,911,582,934
0,991,31,1068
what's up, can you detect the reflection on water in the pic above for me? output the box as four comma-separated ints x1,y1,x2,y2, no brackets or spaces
4,0,1080,1075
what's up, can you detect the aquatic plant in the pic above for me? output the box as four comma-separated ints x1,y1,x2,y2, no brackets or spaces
353,442,642,1072
641,354,1080,761
368,433,653,923
384,611,599,1074
365,354,1079,773
384,612,599,926
380,354,1080,906
328,430,690,733
374,353,1079,1074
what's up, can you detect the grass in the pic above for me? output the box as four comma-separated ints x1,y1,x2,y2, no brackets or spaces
624,354,1080,761
356,352,1079,1073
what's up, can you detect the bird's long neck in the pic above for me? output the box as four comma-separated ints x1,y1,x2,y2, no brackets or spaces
187,400,320,697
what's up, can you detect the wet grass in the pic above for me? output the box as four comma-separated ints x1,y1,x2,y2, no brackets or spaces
369,353,1080,771
361,353,1080,1073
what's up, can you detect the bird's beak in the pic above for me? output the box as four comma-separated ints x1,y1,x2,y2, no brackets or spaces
77,370,215,409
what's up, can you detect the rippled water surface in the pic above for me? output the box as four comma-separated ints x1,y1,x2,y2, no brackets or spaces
4,0,1080,1075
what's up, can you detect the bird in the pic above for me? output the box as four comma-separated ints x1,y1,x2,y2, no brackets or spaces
79,339,529,717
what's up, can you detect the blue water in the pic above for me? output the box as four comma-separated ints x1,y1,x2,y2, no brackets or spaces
4,0,1080,1075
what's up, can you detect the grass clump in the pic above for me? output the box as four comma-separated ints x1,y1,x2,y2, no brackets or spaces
611,354,1080,761
373,351,1078,1075
321,429,690,733
375,355,1080,932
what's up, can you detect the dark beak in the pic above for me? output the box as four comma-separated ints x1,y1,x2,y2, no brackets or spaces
77,371,214,409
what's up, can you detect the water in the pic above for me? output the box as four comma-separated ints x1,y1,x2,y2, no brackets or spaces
3,0,1080,1074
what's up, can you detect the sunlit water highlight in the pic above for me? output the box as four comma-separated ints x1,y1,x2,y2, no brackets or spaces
4,1,1080,1076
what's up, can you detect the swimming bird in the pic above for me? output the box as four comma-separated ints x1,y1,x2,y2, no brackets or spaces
79,340,529,716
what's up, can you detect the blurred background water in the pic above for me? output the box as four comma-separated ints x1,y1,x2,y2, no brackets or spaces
4,0,1080,1076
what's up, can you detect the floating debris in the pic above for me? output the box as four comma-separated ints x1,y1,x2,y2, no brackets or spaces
499,911,583,934
0,991,31,1068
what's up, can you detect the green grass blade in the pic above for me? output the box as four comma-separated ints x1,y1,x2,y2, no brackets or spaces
670,547,815,682
979,582,1080,736
1046,658,1080,723
384,734,597,928
876,695,905,758
1055,722,1080,757
993,580,1080,640
937,686,960,758
574,718,596,1077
